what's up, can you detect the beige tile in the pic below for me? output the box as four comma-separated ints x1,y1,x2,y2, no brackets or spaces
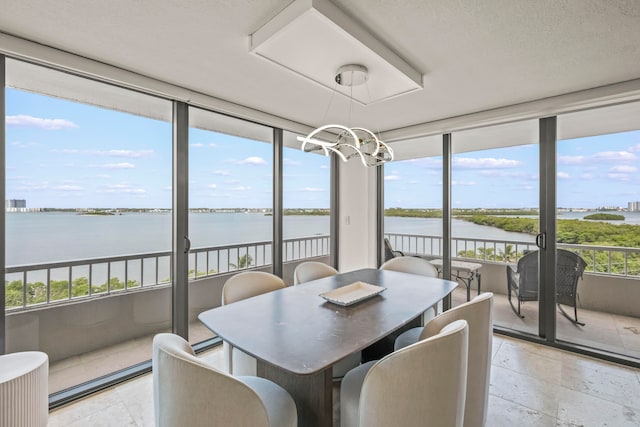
493,340,563,384
115,376,154,427
48,389,122,426
561,356,640,410
557,387,640,427
490,365,560,417
486,395,557,426
66,401,137,427
491,335,505,360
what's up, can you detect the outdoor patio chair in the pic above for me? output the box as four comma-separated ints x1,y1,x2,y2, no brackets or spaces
384,238,404,261
506,249,587,325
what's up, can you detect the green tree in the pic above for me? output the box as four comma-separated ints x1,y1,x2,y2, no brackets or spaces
229,254,254,270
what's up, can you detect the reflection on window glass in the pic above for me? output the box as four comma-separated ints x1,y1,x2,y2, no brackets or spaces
283,131,331,280
556,104,640,359
187,108,273,343
5,59,172,392
452,121,539,332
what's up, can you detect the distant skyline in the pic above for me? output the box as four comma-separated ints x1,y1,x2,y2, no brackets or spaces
6,87,640,210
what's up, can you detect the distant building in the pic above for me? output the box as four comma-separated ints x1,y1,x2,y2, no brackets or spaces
629,201,640,212
6,199,26,209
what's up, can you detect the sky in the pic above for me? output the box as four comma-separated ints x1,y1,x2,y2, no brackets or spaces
6,87,640,210
5,88,330,209
384,130,640,209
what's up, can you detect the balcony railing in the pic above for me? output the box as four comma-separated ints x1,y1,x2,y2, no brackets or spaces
5,235,330,311
385,233,640,276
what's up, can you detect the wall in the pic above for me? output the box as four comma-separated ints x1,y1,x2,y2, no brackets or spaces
338,160,378,271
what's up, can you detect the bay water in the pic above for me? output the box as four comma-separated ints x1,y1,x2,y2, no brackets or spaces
7,211,640,266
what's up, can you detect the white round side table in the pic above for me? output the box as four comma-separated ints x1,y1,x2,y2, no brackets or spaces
0,351,49,427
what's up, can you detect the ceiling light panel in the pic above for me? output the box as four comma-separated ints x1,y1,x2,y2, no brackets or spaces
250,0,423,105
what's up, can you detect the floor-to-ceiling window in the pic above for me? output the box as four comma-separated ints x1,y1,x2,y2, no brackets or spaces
383,135,443,261
187,107,273,342
282,131,331,282
451,120,540,332
556,102,640,359
4,59,173,393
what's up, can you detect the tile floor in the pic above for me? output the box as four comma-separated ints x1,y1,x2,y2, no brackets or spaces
48,287,640,394
47,334,640,427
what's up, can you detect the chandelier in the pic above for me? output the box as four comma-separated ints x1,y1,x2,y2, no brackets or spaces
297,65,394,167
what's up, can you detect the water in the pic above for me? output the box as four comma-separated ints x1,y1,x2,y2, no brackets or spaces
7,211,640,266
6,212,329,266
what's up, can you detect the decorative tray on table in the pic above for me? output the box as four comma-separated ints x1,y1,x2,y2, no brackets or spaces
319,281,386,306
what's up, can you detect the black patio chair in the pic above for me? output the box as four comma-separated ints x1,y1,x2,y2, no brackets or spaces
384,238,404,261
506,249,588,325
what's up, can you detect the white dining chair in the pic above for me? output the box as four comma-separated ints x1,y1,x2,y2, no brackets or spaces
394,292,494,427
340,319,469,427
293,261,360,379
293,261,338,285
380,256,440,323
222,271,286,376
153,333,297,427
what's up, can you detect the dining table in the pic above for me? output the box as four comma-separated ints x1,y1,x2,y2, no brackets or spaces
198,268,458,427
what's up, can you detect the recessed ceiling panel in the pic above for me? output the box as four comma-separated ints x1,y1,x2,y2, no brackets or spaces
250,0,423,105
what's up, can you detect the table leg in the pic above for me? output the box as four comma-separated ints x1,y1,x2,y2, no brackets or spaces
477,272,482,296
257,361,332,427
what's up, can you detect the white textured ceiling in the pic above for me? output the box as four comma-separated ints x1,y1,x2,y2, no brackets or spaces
1,0,640,135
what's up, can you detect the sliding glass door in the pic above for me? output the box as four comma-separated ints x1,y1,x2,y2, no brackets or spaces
4,58,173,393
556,102,640,359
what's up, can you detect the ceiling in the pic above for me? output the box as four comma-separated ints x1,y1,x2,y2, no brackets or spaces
1,0,640,137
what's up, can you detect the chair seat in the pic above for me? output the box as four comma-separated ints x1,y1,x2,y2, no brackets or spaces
333,352,362,379
238,376,297,427
340,361,376,427
394,327,423,351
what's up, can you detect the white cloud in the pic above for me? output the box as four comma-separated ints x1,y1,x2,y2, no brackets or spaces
629,144,640,152
190,143,204,148
225,179,241,184
558,155,586,165
302,187,323,192
6,114,78,130
559,151,636,165
478,170,525,177
88,149,153,158
607,173,631,181
453,157,521,169
209,143,218,148
595,151,636,161
90,163,135,169
11,141,39,148
557,172,570,179
101,184,146,194
207,184,217,189
212,170,231,176
580,173,594,180
320,165,329,169
284,158,302,166
52,185,84,191
610,165,637,173
231,186,252,191
384,175,400,181
451,180,476,186
408,180,419,184
236,156,267,165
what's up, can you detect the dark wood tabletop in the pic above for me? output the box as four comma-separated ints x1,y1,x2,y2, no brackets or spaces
199,268,457,427
198,268,458,375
